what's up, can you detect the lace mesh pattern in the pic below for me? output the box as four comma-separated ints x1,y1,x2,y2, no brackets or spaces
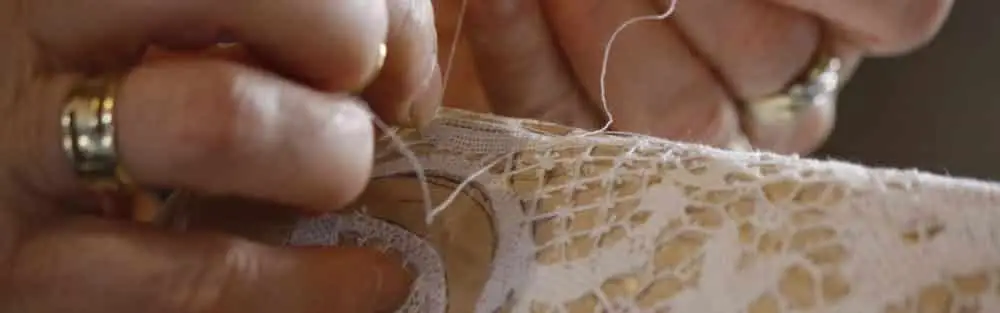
286,109,1000,313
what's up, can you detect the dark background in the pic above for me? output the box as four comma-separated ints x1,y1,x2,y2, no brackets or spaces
817,1,1000,180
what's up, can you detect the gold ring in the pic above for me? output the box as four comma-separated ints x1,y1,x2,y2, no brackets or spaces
61,76,133,192
745,53,842,125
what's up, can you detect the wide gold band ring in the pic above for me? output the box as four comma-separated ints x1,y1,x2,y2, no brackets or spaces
61,76,133,192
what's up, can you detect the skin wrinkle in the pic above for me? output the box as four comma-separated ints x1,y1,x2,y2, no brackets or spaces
209,241,262,311
175,244,224,312
533,26,600,129
475,37,583,121
661,15,799,150
169,236,263,312
24,0,151,73
539,0,742,146
373,264,386,312
667,0,819,100
155,65,249,188
768,0,952,55
517,82,598,129
658,18,740,137
470,0,598,128
890,0,952,54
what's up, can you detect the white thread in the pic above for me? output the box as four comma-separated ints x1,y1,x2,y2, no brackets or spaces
579,0,680,137
423,0,682,224
421,0,473,224
439,0,469,94
425,151,516,223
351,0,473,220
356,0,468,225
360,105,435,216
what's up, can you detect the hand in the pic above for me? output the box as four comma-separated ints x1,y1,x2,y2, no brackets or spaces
438,0,952,154
0,0,442,312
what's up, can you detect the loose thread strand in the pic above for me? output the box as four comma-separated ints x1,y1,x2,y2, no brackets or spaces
580,0,680,137
366,106,436,220
421,0,680,225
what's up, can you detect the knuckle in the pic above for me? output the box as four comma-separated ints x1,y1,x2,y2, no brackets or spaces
605,84,741,147
408,0,439,62
165,62,256,167
514,86,597,129
413,0,438,31
387,0,432,41
171,238,266,312
466,0,533,26
650,91,741,147
373,0,439,103
872,0,954,54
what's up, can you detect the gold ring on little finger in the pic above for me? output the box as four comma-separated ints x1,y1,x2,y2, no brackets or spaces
744,53,842,126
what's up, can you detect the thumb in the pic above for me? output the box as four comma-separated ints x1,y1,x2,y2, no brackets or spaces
2,216,411,313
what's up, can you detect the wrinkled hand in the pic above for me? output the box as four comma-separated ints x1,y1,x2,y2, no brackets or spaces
439,0,952,154
0,0,442,312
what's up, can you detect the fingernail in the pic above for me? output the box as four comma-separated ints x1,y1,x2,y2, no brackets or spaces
351,44,389,95
407,63,443,128
285,246,413,313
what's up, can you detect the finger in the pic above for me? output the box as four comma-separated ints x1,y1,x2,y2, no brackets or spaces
670,0,821,100
666,0,841,153
362,0,443,128
432,0,493,113
26,0,389,91
767,0,954,55
145,28,436,130
744,99,835,155
542,0,743,145
462,0,601,128
23,59,375,211
2,216,410,313
142,45,261,66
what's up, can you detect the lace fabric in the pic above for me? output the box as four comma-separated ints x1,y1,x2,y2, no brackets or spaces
283,108,1000,313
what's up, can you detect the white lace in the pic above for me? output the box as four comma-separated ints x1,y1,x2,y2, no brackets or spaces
288,108,1000,313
